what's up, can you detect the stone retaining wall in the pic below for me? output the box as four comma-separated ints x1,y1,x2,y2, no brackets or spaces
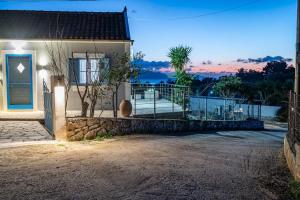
284,137,300,180
66,118,264,141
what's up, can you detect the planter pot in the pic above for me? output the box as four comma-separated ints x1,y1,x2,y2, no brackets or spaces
120,100,132,117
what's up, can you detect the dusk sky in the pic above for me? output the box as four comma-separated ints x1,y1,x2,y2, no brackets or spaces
0,0,297,72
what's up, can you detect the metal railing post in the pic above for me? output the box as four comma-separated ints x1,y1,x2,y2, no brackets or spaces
224,99,226,121
160,84,162,99
172,88,175,112
183,90,185,118
232,99,235,121
260,104,262,120
205,97,208,120
198,98,201,120
257,105,259,120
240,102,242,121
154,89,156,119
187,87,190,114
233,99,235,120
259,105,261,120
168,84,170,101
163,84,165,99
134,90,137,115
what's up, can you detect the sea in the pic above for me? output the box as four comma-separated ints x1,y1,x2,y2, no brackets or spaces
131,78,175,84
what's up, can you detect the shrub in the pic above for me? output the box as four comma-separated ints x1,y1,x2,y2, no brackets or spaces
276,106,288,122
289,181,300,200
95,131,113,141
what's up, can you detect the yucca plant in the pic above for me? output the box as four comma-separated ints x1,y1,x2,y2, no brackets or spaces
168,45,192,73
168,46,193,112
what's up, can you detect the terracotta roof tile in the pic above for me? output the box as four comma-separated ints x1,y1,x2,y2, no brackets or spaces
0,9,131,40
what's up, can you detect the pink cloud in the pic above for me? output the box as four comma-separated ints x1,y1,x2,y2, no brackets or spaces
158,60,294,73
159,67,175,73
161,62,268,73
189,61,268,73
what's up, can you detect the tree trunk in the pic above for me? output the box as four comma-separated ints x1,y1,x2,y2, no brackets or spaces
65,92,68,116
81,101,89,117
90,100,97,118
112,92,116,118
64,87,69,117
115,86,119,118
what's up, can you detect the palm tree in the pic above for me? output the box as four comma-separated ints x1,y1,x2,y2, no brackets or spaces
168,46,193,111
168,45,192,73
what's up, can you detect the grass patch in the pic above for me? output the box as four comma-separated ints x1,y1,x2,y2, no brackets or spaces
57,144,65,147
95,135,104,141
241,148,296,199
289,180,300,199
95,131,113,141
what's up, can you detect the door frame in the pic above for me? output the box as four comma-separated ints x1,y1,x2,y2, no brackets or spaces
5,54,33,110
1,50,37,112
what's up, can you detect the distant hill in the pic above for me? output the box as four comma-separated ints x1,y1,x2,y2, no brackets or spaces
194,72,234,80
135,59,170,70
135,70,231,81
237,56,293,64
133,56,293,82
139,70,169,79
131,70,170,83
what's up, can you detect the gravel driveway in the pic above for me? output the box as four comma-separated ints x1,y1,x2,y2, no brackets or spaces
0,125,287,200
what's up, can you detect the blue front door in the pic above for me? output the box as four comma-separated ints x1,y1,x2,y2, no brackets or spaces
6,54,33,110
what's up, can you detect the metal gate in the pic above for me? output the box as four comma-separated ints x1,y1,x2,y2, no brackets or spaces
288,91,300,154
43,80,53,135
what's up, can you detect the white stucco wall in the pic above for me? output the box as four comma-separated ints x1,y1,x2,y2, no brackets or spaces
0,40,132,111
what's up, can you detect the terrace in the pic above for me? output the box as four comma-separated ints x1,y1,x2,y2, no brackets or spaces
130,83,262,121
130,83,189,119
189,96,262,121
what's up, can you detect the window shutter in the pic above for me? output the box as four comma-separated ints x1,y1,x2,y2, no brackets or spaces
68,58,80,84
100,58,110,83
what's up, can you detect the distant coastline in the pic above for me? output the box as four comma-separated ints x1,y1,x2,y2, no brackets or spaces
132,56,293,84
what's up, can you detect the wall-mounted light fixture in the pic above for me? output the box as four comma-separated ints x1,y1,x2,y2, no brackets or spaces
38,55,49,80
39,55,48,67
11,40,26,52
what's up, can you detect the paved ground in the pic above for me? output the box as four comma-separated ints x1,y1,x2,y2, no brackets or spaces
0,111,44,120
0,125,287,200
0,121,52,143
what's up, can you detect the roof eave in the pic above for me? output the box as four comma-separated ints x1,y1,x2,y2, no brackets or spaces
123,6,131,40
0,38,134,43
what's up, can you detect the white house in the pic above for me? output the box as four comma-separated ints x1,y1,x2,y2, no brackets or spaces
0,8,132,113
